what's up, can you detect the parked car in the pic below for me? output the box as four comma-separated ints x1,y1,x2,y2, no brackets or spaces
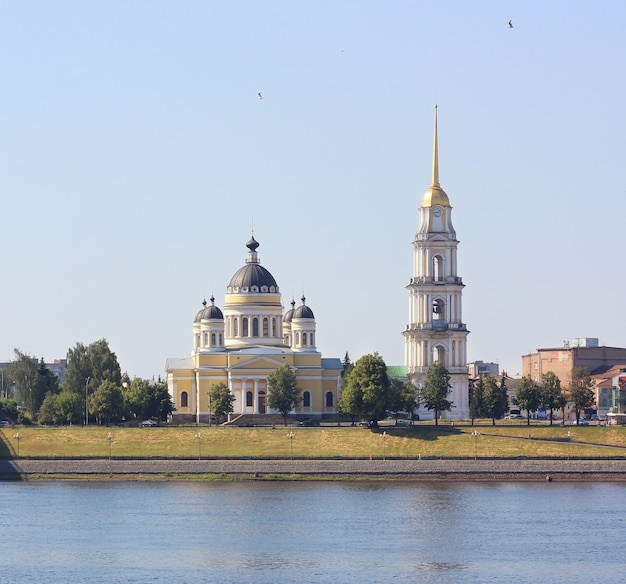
141,419,158,427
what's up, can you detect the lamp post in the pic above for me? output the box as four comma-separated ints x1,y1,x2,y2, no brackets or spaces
471,430,480,460
381,431,388,460
567,431,572,460
85,377,90,426
107,432,113,460
287,431,295,459
13,432,21,457
195,432,202,460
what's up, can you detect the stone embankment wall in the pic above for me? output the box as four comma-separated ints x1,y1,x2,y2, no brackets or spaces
2,458,626,480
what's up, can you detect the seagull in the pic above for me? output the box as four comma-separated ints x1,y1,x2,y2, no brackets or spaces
508,20,514,28
258,92,263,99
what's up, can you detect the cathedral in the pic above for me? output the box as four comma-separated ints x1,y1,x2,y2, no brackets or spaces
404,106,470,418
165,237,343,423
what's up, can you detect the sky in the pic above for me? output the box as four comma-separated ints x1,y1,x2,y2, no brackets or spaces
1,0,625,380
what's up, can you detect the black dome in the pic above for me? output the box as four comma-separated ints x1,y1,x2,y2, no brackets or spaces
284,299,296,323
293,296,315,319
228,264,278,291
194,297,224,322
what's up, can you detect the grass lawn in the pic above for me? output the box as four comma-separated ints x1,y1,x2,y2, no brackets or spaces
2,422,626,460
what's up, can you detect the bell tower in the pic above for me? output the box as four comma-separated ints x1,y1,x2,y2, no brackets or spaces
404,106,470,418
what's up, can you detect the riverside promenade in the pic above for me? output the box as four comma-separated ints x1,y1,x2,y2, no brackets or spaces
3,458,626,481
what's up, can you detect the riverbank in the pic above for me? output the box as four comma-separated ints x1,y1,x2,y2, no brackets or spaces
3,458,626,481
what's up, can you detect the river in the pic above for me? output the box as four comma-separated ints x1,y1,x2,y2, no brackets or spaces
2,480,623,583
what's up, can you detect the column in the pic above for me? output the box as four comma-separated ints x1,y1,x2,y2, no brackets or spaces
253,378,259,414
194,371,200,425
241,378,247,414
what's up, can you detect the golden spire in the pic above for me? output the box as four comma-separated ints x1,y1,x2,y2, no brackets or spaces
421,104,450,208
432,104,440,187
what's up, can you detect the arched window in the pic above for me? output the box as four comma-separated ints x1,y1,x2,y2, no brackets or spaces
295,332,300,346
325,391,334,408
181,392,189,408
310,333,315,346
302,332,308,346
433,345,446,365
263,318,269,337
303,391,311,408
211,332,216,346
195,334,200,349
272,317,277,337
246,391,253,407
233,318,238,337
204,332,208,346
252,317,259,337
219,333,223,346
242,318,249,337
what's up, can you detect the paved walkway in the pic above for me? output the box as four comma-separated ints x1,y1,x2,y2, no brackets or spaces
3,458,626,480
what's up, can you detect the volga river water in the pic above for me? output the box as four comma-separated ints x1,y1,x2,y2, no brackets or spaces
2,480,624,583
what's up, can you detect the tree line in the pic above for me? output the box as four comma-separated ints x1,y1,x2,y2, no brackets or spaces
0,339,174,425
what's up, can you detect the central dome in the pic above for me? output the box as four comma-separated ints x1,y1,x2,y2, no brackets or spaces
226,236,279,293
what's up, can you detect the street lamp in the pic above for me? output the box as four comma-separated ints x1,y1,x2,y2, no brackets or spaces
287,431,295,459
471,430,480,460
195,432,202,460
567,431,572,460
381,431,388,460
85,377,91,426
13,432,21,457
107,432,113,460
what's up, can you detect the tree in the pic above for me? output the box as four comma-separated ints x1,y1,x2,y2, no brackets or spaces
267,365,300,426
338,372,362,425
568,367,595,424
469,376,486,423
209,382,235,423
515,376,541,426
420,361,452,426
32,358,60,420
341,353,391,428
64,339,122,424
6,349,38,414
56,391,83,425
483,375,509,425
38,392,61,425
540,371,564,426
89,380,125,425
388,378,418,425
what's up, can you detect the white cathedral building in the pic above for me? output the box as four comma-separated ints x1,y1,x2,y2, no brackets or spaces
404,106,470,419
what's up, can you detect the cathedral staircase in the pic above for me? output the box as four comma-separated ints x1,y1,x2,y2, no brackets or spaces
224,414,300,427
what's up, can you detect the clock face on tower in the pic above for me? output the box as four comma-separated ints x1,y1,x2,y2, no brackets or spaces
433,207,442,217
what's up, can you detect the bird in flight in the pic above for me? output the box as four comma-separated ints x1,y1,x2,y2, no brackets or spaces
258,92,264,99
508,20,514,28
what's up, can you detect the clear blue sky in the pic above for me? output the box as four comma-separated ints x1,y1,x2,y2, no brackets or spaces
1,1,624,379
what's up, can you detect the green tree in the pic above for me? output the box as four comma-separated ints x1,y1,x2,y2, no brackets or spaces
420,361,452,426
64,339,122,424
267,365,300,426
388,378,418,425
32,358,60,420
515,376,541,426
147,379,175,421
6,349,38,415
482,375,509,425
57,391,83,425
469,376,486,423
89,380,125,425
209,382,235,423
568,367,595,424
0,397,19,419
342,353,390,428
123,378,151,420
540,371,564,425
338,373,362,425
38,392,61,425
